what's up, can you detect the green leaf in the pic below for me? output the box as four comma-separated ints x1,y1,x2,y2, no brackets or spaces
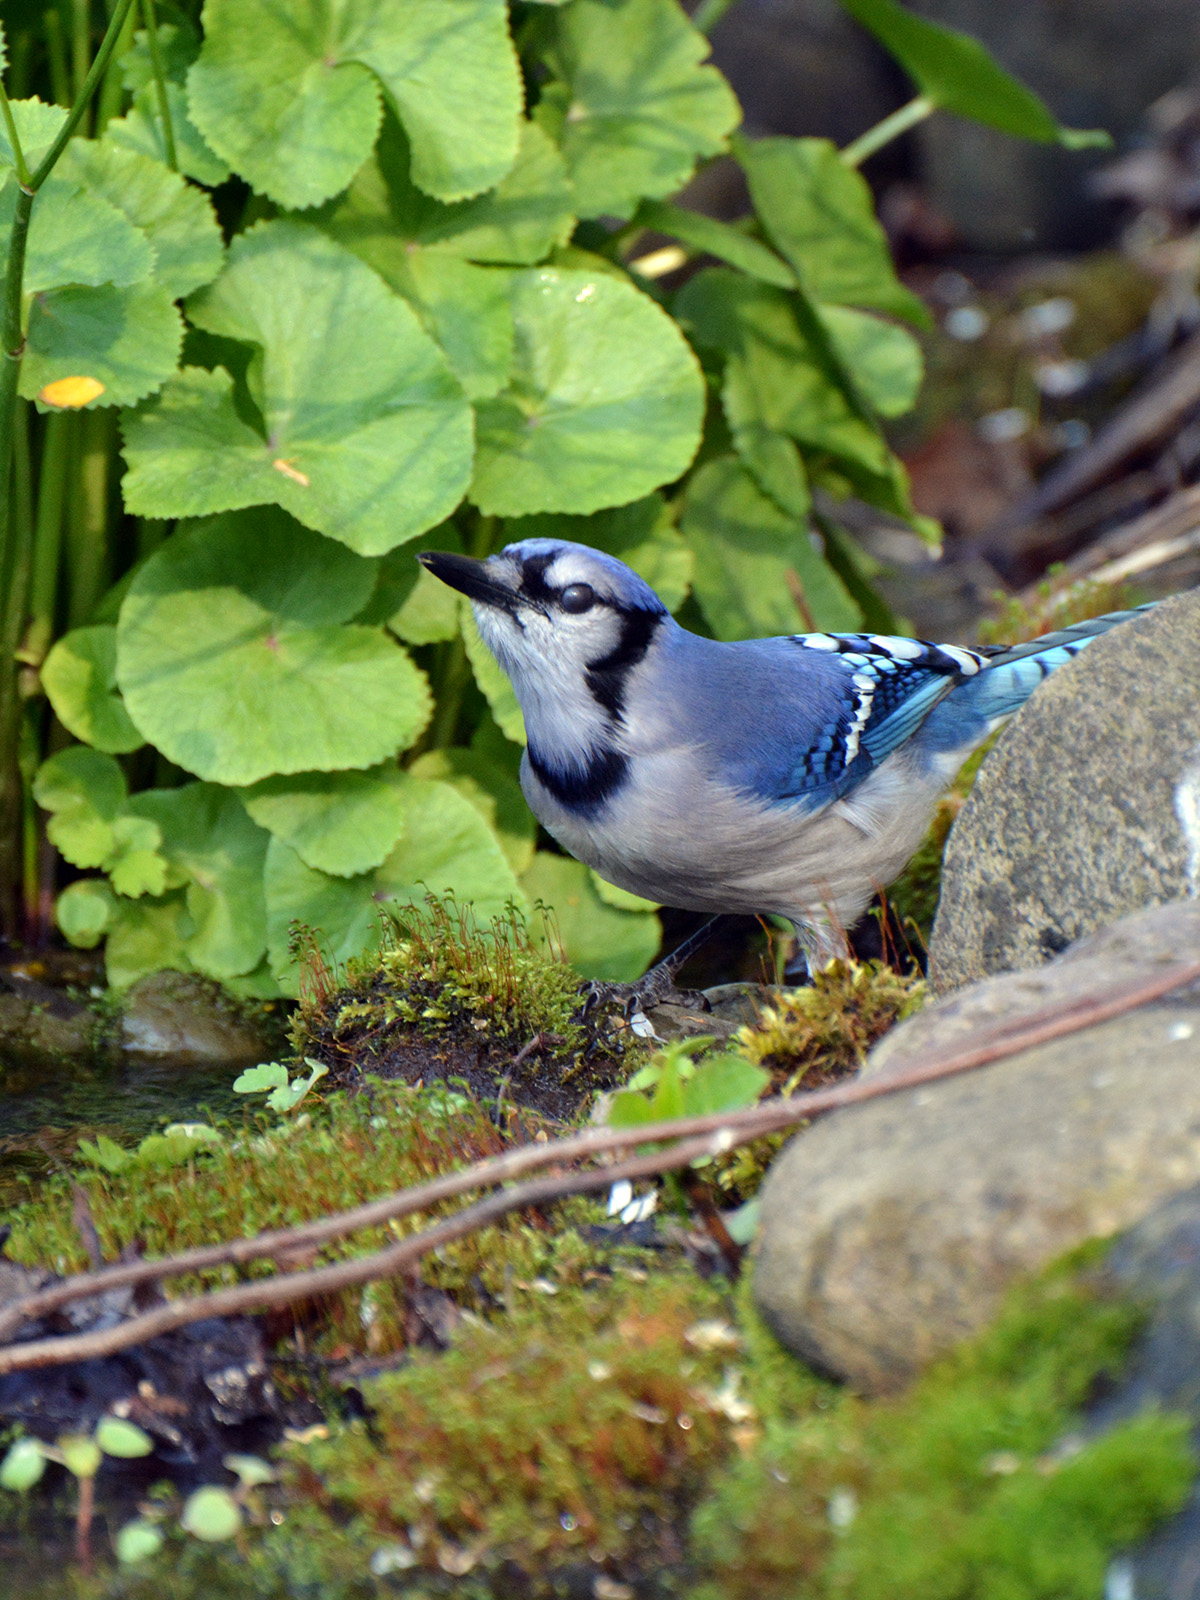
232,1061,290,1095
837,0,1109,146
0,97,67,174
124,222,474,555
188,0,521,208
681,1052,770,1115
41,625,144,754
265,1059,327,1113
114,22,231,185
180,1485,242,1543
23,282,184,410
521,852,659,982
59,138,225,299
472,267,705,515
635,201,796,289
543,0,740,220
393,255,514,400
589,871,658,912
678,268,891,476
127,784,269,978
502,495,694,613
103,891,196,989
222,1453,276,1488
240,766,414,878
734,135,929,327
819,305,923,418
1,172,153,294
115,1519,165,1565
263,778,525,989
0,1438,47,1492
409,747,536,875
322,114,574,268
60,1435,102,1479
56,878,118,948
462,604,525,744
77,1132,135,1173
33,746,126,868
95,1418,154,1459
106,814,169,899
680,456,860,637
384,529,463,644
116,510,432,786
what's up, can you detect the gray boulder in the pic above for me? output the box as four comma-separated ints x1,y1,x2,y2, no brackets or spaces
929,590,1200,995
753,901,1200,1394
120,970,278,1064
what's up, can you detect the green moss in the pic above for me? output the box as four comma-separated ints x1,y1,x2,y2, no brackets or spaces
284,1267,741,1585
690,1257,1194,1600
2,1082,629,1356
290,898,637,1119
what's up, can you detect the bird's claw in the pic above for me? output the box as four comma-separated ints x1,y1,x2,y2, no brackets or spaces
579,973,712,1021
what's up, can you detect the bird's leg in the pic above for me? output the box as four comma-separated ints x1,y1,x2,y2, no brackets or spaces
580,914,739,1019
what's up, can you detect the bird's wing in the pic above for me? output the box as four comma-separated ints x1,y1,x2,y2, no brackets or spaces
772,632,988,802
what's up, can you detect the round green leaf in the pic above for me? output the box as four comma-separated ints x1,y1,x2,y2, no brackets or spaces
103,890,196,989
546,0,740,221
117,510,432,785
264,776,525,988
33,747,128,869
41,625,144,753
188,0,521,208
180,1485,242,1543
589,870,658,912
818,305,923,418
409,747,536,875
56,878,118,949
0,98,68,174
241,766,413,879
22,281,184,410
60,138,225,299
60,1434,102,1479
127,784,268,978
472,268,705,516
2,170,153,295
107,89,231,188
125,222,474,556
222,1452,276,1488
0,1437,47,1492
521,852,659,982
95,1417,154,1459
115,1518,165,1565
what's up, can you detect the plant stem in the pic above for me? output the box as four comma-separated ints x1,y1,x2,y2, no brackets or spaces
841,95,935,167
0,83,32,189
25,411,70,664
69,0,91,107
691,0,738,34
95,0,137,134
45,10,73,107
67,411,114,628
139,0,176,169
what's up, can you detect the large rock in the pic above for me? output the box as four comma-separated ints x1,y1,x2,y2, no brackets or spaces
753,901,1200,1394
119,971,279,1064
929,590,1200,995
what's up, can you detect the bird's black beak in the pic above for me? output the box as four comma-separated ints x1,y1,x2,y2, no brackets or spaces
417,551,518,612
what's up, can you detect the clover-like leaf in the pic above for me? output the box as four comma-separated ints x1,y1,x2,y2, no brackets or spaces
106,815,169,899
232,1062,290,1095
409,747,536,875
264,777,525,988
127,783,268,978
502,496,693,612
0,1438,47,1492
681,456,860,638
542,0,740,220
23,282,184,410
33,746,127,868
180,1485,242,1542
124,223,474,555
837,0,1109,147
116,509,432,786
115,1519,165,1565
522,853,660,982
472,267,704,516
188,0,522,208
59,138,225,298
819,305,923,418
41,625,144,754
240,766,414,879
60,1435,102,1480
734,135,929,327
1,171,153,294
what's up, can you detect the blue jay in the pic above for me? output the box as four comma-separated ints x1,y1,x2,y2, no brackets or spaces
420,539,1146,1007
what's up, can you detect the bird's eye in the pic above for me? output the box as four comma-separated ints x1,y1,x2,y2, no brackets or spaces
559,583,596,615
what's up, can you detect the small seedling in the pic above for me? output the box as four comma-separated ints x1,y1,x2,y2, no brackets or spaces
233,1057,328,1113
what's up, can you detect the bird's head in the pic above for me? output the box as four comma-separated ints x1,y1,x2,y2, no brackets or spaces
418,538,671,748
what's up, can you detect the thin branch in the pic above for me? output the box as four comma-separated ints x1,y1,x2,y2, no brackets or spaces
31,0,138,191
0,954,1196,1368
841,95,935,167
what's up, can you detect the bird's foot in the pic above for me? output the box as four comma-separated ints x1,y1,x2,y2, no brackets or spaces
579,966,712,1021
